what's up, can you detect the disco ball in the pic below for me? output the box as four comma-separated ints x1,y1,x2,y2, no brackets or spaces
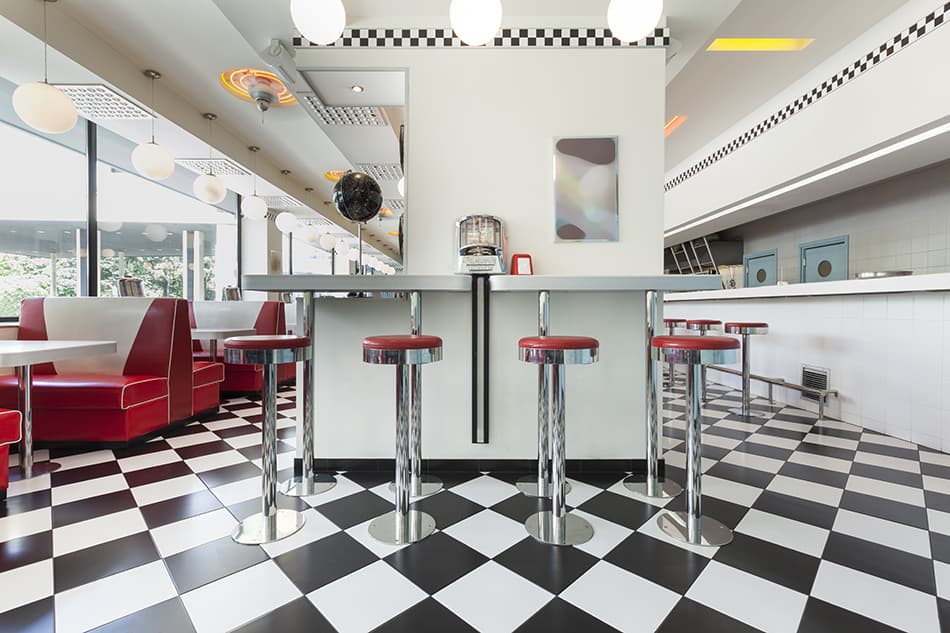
332,171,382,223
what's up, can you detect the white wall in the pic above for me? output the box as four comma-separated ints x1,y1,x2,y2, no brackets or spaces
241,216,282,301
298,46,666,275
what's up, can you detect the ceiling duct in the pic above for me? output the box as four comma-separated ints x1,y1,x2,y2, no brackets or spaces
357,163,403,180
385,199,405,211
175,158,250,177
55,84,151,120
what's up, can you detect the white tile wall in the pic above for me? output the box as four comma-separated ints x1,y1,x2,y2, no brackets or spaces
666,291,950,453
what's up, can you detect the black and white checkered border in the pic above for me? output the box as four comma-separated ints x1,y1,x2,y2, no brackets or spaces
665,2,950,192
293,26,670,49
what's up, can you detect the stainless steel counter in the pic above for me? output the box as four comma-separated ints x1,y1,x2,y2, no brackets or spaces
243,274,471,293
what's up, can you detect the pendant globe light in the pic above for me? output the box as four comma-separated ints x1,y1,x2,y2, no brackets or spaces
241,145,268,220
193,113,228,205
13,0,78,134
450,0,502,47
290,0,346,46
131,70,175,180
607,0,663,44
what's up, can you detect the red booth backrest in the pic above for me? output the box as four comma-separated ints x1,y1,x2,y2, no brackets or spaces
189,301,287,351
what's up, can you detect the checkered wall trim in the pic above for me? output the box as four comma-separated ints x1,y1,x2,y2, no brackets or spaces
293,27,670,49
665,2,950,192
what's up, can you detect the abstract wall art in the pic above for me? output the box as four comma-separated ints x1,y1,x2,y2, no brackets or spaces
553,137,618,242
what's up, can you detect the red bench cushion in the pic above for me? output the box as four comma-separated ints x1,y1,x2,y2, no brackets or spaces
0,409,20,446
193,361,225,388
0,374,167,410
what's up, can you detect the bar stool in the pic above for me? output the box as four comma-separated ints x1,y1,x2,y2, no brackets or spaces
224,335,310,544
652,335,739,546
686,319,722,400
663,318,687,390
363,334,443,545
725,322,769,418
519,335,598,546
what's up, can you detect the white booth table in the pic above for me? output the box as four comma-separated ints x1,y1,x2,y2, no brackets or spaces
0,340,117,478
191,328,257,361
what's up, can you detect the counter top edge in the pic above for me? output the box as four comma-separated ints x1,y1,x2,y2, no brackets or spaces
242,274,472,292
490,275,722,292
666,272,950,301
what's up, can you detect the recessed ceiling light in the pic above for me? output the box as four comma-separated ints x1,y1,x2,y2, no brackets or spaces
664,115,688,138
707,38,814,52
351,85,365,93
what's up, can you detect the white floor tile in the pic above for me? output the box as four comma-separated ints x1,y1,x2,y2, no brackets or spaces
184,450,247,474
717,419,761,434
861,433,918,450
935,561,950,601
701,433,742,451
54,450,115,471
565,478,603,507
788,451,854,474
345,517,412,559
53,508,146,556
736,509,829,557
303,475,364,507
310,560,427,633
721,450,785,474
700,475,763,506
928,509,950,537
923,475,950,495
0,506,50,543
203,417,252,431
448,475,518,507
262,509,341,558
852,451,920,474
572,509,634,559
687,561,807,633
208,476,261,506
0,559,53,613
116,450,181,473
767,475,843,507
51,473,129,506
802,433,859,451
606,479,674,509
811,561,939,633
149,508,237,557
55,561,176,633
165,431,221,449
663,450,715,474
636,510,718,559
130,474,207,507
182,561,301,633
435,561,552,633
7,473,50,497
832,509,931,558
561,560,679,633
223,433,263,450
746,433,800,451
443,510,528,558
920,451,950,467
765,419,813,434
845,475,925,507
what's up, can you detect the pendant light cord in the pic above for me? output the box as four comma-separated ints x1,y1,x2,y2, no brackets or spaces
42,0,48,83
149,76,156,143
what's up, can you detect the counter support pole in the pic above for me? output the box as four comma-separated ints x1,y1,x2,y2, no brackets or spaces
408,291,442,497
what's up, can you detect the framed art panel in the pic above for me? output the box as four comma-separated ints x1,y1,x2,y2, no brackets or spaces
554,137,618,242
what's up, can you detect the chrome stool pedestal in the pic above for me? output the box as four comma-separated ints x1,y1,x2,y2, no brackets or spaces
686,320,722,401
661,318,687,391
224,335,310,545
725,322,770,419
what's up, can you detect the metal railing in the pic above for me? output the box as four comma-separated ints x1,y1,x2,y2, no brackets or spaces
703,365,839,420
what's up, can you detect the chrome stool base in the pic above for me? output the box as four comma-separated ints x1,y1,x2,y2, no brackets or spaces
657,510,733,547
622,473,683,499
728,407,768,419
232,509,306,545
525,511,594,546
281,472,338,497
516,476,572,498
368,510,436,545
10,460,61,480
387,474,443,499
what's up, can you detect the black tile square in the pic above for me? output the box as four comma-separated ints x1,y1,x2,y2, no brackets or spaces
0,532,52,574
577,492,660,531
714,532,820,594
514,597,615,633
665,494,748,529
212,424,260,439
839,491,928,530
939,597,950,633
164,536,268,594
196,462,261,489
161,422,208,438
778,462,849,488
810,426,862,441
850,463,923,488
112,440,173,459
409,491,484,529
228,494,308,521
705,461,775,489
605,532,708,594
856,441,918,462
822,532,935,594
230,597,335,633
932,532,950,564
426,470,481,489
374,597,479,633
0,597,54,633
732,441,794,462
753,491,838,530
316,490,393,530
795,441,855,462
139,490,223,529
494,535,597,594
54,531,159,592
90,597,195,633
704,425,752,442
490,493,553,524
656,598,761,633
921,461,950,480
238,440,295,461
343,470,395,489
274,531,376,593
385,532,488,594
124,461,194,488
0,489,51,518
51,490,137,529
796,597,903,633
756,426,808,442
50,461,121,487
276,426,296,441
175,440,236,460
568,472,625,489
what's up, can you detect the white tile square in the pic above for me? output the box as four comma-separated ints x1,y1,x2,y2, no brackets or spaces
51,473,129,506
54,450,115,471
811,561,939,633
687,561,807,633
935,560,950,601
802,433,859,451
736,509,829,557
184,450,247,474
0,506,50,543
845,475,925,507
449,475,518,507
344,517,412,559
0,559,53,613
701,475,762,507
223,433,263,450
149,508,237,557
116,450,182,473
572,509,634,559
721,450,785,474
746,433,800,451
304,475,364,507
310,560,427,633
765,419,813,434
182,561,301,633
636,510,718,558
606,479,674,508
832,509,931,558
203,417,252,431
565,478,603,507
717,419,762,434
923,475,950,496
7,473,50,497
700,433,742,451
853,451,920,474
262,509,341,558
443,510,528,558
928,509,950,537
208,476,261,506
787,451,853,474
767,475,843,507
663,450,715,474
920,451,950,468
435,561,552,633
53,508,146,557
55,561,176,633
130,474,207,507
165,431,221,449
860,432,917,450
560,560,679,633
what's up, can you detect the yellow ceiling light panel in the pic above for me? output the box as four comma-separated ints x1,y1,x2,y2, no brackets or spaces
664,115,687,138
707,38,814,52
324,170,345,182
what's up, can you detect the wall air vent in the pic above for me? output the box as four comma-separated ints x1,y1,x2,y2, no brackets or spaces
175,158,250,177
801,365,830,402
385,199,405,211
302,96,388,126
262,195,304,209
357,163,403,181
54,84,152,120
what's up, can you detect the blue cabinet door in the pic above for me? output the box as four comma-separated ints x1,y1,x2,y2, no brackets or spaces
800,237,848,283
744,250,777,287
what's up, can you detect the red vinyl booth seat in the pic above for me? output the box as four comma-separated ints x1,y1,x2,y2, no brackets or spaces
189,300,295,394
0,408,22,498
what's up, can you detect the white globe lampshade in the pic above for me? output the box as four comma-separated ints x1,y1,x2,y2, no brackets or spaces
304,226,321,243
397,176,405,197
275,211,299,234
12,82,78,134
101,248,116,258
290,0,346,46
98,221,123,232
319,234,336,250
193,173,227,205
607,0,663,43
450,0,502,46
144,224,168,242
241,195,268,220
132,142,175,181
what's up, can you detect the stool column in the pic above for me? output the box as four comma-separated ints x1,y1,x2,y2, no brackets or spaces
394,363,411,542
261,363,279,540
685,363,703,542
741,333,752,417
699,328,709,401
408,290,442,497
551,363,567,542
667,323,676,391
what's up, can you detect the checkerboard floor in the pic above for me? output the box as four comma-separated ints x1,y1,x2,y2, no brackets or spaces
3,383,950,632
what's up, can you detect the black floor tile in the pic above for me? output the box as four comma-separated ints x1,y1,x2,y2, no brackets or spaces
514,597,617,633
856,441,918,462
753,491,838,530
732,441,794,462
175,440,236,460
810,426,862,441
276,426,296,441
112,439,173,459
561,471,623,489
796,597,903,633
839,491,928,530
490,493,553,525
238,440,294,461
311,490,393,530
54,531,160,592
196,462,262,489
124,461,193,488
375,597,480,633
925,490,950,513
714,532,820,594
700,444,731,461
139,490,224,529
604,532,708,594
161,422,208,438
0,489,51,518
822,532,935,594
410,491,484,529
90,597,195,633
665,494,749,529
494,536,598,594
343,470,397,489
0,532,52,574
664,427,687,442
704,425,752,442
273,531,376,594
794,441,856,462
0,597,54,633
385,532,488,594
228,494,308,521
230,597,336,633
778,462,849,488
705,461,775,489
772,411,819,424
656,598,761,633
51,490,137,529
756,426,808,442
212,424,260,439
933,532,950,564
50,461,122,487
939,598,950,633
921,461,950,480
576,492,660,531
164,536,268,594
850,463,923,488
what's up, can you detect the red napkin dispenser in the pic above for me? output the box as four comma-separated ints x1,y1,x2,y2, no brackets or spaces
510,253,533,275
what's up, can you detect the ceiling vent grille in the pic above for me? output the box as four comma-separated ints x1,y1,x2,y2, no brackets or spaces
54,84,152,120
262,195,304,209
301,216,334,227
175,158,250,177
302,96,388,126
801,365,829,402
357,163,403,180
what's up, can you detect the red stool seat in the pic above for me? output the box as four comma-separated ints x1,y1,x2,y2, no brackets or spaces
651,335,738,366
224,335,311,366
724,322,768,329
664,318,687,326
224,335,310,350
518,336,599,351
725,322,769,335
653,335,739,350
363,335,443,350
686,319,722,327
